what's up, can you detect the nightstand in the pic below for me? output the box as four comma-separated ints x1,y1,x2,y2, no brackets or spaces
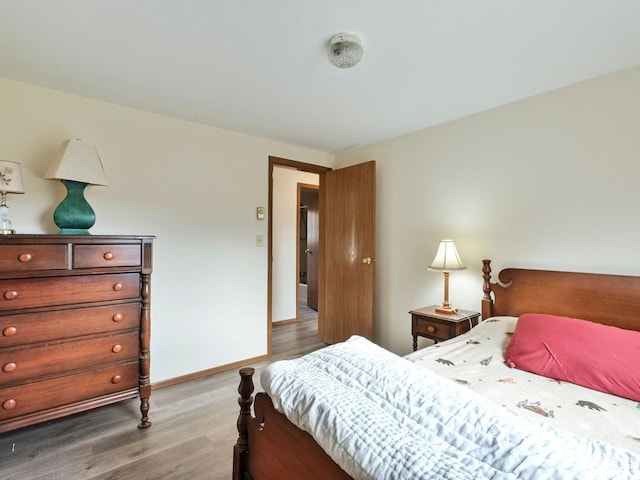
409,305,480,351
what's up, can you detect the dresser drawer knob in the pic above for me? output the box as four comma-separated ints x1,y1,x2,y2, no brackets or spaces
113,283,123,292
112,313,124,322
427,325,436,334
3,290,18,300
112,344,123,353
17,253,33,263
2,326,17,337
2,362,16,373
2,399,16,410
103,252,115,260
111,374,122,384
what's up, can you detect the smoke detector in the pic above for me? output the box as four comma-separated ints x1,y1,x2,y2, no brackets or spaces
327,33,363,69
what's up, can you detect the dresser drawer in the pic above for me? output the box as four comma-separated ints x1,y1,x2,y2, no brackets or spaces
73,244,141,269
0,303,140,347
0,245,67,272
0,332,139,385
0,361,139,421
0,273,140,311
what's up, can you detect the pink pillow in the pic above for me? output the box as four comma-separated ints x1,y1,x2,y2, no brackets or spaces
505,313,640,401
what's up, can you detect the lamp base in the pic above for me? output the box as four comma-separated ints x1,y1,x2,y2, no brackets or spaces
0,195,16,235
58,228,93,235
53,180,96,235
435,304,458,314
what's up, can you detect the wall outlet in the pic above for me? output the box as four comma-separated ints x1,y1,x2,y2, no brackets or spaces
256,234,264,247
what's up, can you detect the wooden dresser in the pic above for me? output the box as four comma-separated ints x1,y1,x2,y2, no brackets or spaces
0,235,153,433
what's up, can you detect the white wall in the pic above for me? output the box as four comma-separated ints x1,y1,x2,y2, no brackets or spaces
335,65,640,355
0,77,333,383
272,167,319,322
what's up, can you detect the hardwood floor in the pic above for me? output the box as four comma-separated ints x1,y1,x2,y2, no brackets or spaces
0,306,323,480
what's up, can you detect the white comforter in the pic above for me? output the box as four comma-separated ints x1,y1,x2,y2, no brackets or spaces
261,336,640,480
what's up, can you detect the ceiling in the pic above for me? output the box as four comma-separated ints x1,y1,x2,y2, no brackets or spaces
1,1,639,153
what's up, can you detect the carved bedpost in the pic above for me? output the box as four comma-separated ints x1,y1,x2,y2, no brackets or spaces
481,259,493,320
233,367,255,480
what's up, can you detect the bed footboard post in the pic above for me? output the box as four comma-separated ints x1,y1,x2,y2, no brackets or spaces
482,259,493,320
233,367,255,480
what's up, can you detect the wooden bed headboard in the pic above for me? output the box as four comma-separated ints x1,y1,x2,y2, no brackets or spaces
481,259,640,331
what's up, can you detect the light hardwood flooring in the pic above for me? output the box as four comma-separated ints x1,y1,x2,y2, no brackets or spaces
0,306,323,480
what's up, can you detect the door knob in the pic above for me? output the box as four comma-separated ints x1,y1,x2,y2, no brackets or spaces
362,257,373,265
305,248,311,254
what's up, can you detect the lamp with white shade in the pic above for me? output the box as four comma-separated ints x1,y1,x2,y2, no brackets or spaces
45,139,108,235
428,239,466,314
0,160,25,235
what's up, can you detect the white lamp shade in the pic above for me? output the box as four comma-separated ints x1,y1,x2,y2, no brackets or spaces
428,239,466,271
0,160,25,194
45,139,108,186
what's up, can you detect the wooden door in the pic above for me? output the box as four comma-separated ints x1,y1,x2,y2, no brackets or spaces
318,161,376,344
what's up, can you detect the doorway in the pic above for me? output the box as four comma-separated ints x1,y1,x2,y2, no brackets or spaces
298,184,319,313
268,157,331,357
268,157,376,356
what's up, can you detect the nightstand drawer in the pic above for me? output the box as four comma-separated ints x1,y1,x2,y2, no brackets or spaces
415,318,450,341
0,245,67,271
0,332,139,384
0,303,140,347
0,273,140,311
73,244,141,269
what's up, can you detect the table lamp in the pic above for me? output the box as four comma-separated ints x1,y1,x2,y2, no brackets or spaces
428,239,466,313
0,160,25,234
44,139,108,235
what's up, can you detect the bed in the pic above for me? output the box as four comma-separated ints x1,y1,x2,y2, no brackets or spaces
232,260,640,479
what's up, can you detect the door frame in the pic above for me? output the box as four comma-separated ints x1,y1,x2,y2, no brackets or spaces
268,156,331,358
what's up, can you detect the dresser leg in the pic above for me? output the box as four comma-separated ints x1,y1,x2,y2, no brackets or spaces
138,381,152,428
138,398,152,428
138,269,152,428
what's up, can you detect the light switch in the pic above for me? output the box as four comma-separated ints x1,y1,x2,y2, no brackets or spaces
256,207,265,220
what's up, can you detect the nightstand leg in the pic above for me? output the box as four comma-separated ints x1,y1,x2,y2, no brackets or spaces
412,336,417,352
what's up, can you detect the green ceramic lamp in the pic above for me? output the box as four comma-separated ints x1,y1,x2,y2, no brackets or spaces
45,139,108,235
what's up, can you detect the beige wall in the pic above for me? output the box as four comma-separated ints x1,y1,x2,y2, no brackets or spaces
335,65,640,355
0,77,333,382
